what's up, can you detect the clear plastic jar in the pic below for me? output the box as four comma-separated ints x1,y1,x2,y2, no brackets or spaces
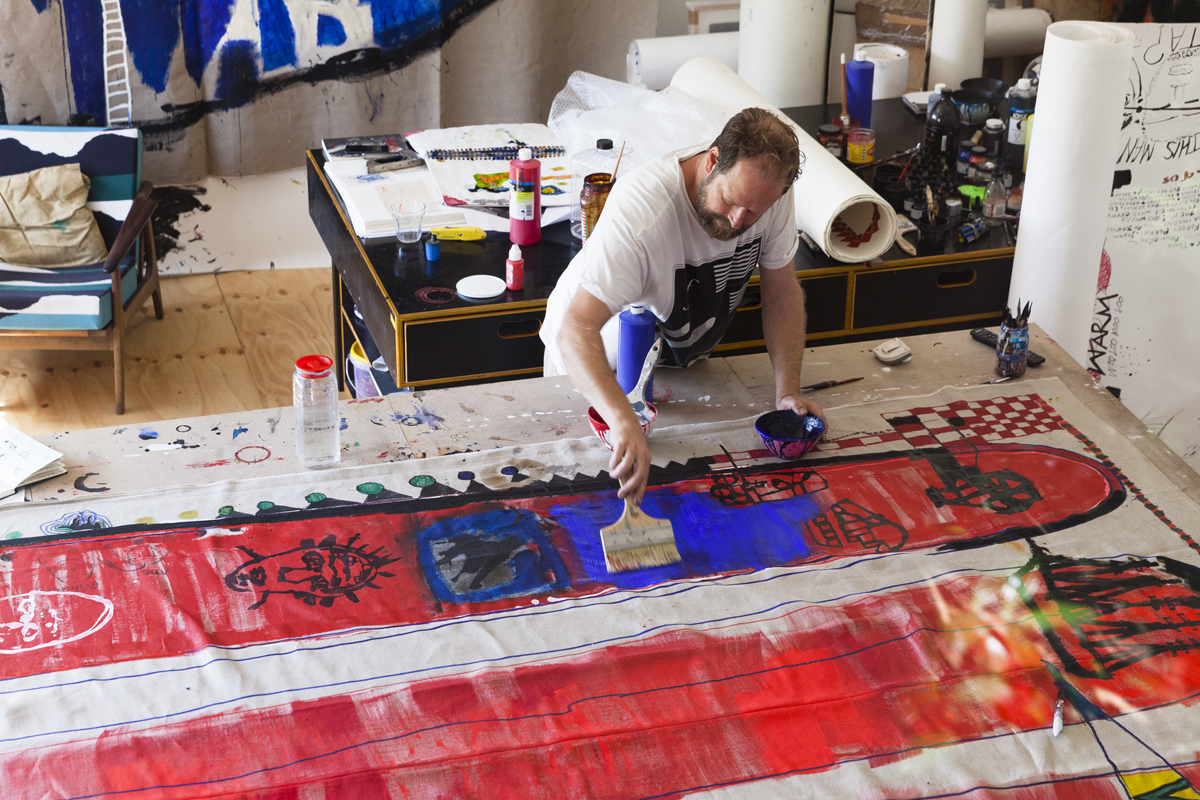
293,354,341,468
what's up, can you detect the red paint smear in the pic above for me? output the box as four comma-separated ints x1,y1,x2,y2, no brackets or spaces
4,576,1196,799
0,444,1123,682
187,459,233,469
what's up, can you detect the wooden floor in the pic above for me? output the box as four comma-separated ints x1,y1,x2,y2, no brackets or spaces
0,268,344,436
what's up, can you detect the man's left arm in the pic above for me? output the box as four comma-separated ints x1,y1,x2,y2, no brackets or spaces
759,258,825,420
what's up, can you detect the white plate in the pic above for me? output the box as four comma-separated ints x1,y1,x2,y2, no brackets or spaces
455,274,506,299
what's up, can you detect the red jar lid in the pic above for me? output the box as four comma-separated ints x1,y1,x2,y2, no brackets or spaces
295,354,333,374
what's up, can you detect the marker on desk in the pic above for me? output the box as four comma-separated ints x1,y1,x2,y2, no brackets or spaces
430,226,487,241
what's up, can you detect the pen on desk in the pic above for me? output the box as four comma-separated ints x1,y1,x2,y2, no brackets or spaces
801,377,864,392
983,376,1011,385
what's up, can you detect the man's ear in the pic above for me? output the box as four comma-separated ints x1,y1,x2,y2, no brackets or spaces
704,147,720,174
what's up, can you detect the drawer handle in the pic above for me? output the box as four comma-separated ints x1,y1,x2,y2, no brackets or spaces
738,289,762,311
937,268,976,288
497,318,542,339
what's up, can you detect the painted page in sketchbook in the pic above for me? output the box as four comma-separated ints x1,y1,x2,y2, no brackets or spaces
406,123,572,207
322,161,465,238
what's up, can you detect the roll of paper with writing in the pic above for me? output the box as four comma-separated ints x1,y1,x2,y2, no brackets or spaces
928,0,988,91
671,57,898,263
737,0,831,108
853,43,909,100
985,8,1053,58
1008,21,1135,367
627,32,739,90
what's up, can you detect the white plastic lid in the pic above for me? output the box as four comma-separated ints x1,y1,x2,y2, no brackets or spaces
518,147,532,160
856,51,866,60
631,303,646,314
1017,78,1032,89
456,274,506,300
508,244,522,261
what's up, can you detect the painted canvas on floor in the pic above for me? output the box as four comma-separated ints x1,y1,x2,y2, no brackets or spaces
2,379,1199,797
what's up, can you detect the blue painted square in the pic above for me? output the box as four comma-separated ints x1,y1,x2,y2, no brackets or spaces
551,484,818,590
418,508,571,604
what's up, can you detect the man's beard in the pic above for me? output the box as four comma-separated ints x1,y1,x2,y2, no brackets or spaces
694,170,747,241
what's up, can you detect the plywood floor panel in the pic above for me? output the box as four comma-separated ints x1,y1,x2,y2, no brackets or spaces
217,269,337,410
0,270,335,436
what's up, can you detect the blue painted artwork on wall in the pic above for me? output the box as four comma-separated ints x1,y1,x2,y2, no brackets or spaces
29,0,499,129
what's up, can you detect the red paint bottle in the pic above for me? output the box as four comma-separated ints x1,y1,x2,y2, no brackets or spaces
509,146,541,246
505,244,524,291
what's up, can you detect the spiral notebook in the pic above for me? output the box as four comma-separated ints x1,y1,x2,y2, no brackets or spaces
405,123,573,208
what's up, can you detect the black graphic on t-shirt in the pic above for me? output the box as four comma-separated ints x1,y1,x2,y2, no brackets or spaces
658,236,762,367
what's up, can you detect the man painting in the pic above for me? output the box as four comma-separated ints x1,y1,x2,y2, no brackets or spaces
541,108,824,502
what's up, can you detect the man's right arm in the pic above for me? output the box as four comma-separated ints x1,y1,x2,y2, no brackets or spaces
557,288,653,503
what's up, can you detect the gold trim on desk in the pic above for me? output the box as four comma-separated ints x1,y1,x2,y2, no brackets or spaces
847,311,1001,336
861,247,1017,269
307,150,402,325
403,366,544,389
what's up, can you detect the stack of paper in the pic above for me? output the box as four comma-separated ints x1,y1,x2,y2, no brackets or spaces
0,425,65,501
322,161,466,239
406,123,573,208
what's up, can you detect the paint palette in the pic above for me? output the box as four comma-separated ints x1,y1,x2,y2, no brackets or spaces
754,411,826,460
587,404,657,450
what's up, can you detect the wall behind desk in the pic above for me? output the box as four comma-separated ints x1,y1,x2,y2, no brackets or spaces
0,0,654,185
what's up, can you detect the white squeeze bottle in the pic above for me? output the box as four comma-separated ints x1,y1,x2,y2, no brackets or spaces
293,354,341,468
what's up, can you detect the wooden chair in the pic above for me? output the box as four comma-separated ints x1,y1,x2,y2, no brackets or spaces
0,126,162,414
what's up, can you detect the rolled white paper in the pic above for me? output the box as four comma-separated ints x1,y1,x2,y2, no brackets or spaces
671,57,898,263
626,32,739,90
853,43,910,100
737,0,832,108
928,0,988,91
1008,21,1136,367
985,8,1053,58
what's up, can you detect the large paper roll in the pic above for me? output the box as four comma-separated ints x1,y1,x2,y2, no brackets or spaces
627,32,739,91
738,0,832,108
928,0,988,91
853,43,910,100
671,57,898,263
985,8,1052,58
1008,21,1135,367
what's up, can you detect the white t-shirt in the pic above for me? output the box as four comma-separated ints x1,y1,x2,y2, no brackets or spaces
540,145,798,375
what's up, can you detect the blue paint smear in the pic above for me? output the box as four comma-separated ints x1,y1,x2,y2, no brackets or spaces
339,417,349,431
418,508,571,603
181,0,235,86
257,0,296,72
232,426,248,439
62,0,105,123
29,0,50,12
138,429,159,440
316,15,347,47
551,487,819,590
214,39,258,103
121,0,180,93
368,0,440,50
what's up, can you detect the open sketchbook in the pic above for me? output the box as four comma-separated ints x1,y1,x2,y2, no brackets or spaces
406,123,573,208
323,161,466,239
0,425,65,501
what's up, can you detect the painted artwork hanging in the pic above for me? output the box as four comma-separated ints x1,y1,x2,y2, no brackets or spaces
2,379,1199,796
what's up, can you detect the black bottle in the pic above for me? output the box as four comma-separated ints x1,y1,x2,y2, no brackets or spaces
924,83,959,167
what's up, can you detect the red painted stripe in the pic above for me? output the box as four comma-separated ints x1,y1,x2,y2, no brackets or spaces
4,575,1194,799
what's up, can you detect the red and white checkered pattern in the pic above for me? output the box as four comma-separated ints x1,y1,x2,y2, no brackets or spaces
882,395,1065,448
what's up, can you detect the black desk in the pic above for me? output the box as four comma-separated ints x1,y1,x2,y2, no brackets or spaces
307,99,1014,391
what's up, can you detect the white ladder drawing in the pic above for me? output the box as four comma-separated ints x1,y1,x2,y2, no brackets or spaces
101,0,132,127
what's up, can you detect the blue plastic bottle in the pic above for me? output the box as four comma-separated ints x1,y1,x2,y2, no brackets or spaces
617,304,656,404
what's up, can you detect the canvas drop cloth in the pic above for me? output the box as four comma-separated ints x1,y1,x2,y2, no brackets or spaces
3,378,1199,797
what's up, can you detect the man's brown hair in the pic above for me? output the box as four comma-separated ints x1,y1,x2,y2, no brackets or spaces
710,107,801,187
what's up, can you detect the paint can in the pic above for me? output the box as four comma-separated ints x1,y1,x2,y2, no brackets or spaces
846,127,875,165
617,304,656,404
349,341,380,399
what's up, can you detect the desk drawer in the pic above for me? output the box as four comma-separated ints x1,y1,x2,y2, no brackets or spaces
403,309,546,383
852,256,1012,329
719,273,849,349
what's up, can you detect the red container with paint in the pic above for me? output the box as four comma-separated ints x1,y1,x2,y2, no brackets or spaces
505,244,524,291
509,147,541,246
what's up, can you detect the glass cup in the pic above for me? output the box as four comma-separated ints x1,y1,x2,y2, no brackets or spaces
580,173,613,244
390,201,426,246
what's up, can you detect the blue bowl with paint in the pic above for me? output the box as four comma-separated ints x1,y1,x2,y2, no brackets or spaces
754,411,826,460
